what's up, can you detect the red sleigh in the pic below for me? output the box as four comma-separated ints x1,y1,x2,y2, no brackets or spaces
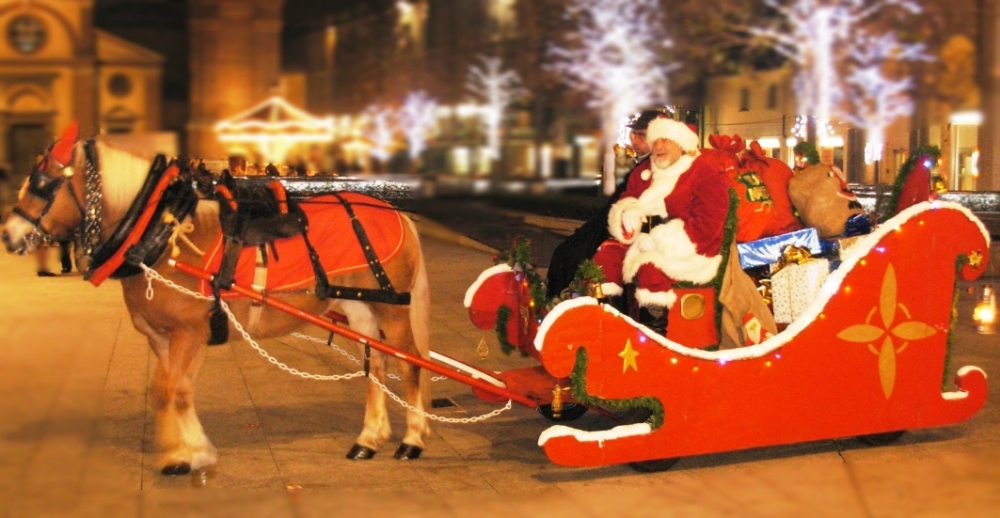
466,201,990,469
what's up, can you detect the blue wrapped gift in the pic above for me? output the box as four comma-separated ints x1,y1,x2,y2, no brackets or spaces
737,228,834,269
843,213,872,237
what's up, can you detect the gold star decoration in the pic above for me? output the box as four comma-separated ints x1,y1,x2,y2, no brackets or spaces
836,264,937,399
618,339,639,374
968,250,984,269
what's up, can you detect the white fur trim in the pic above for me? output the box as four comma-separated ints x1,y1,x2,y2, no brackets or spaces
599,282,623,296
635,288,677,309
646,118,699,152
539,423,652,446
608,197,642,243
463,264,513,307
635,155,695,216
623,219,722,284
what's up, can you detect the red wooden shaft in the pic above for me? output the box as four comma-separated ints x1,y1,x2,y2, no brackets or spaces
171,260,539,408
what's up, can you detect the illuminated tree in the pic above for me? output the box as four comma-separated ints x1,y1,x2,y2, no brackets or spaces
548,0,672,194
841,32,928,165
465,55,525,160
749,0,921,142
363,103,397,162
399,90,438,161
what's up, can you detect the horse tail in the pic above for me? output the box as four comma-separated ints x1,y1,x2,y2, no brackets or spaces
405,216,432,405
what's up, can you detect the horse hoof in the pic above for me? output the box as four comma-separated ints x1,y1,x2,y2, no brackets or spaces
393,443,423,460
346,444,377,460
161,463,191,476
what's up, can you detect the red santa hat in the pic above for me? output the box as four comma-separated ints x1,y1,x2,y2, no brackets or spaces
645,117,699,153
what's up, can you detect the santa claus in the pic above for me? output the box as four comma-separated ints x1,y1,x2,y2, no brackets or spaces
593,117,729,309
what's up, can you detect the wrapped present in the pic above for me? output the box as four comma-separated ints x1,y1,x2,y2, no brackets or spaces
843,213,872,236
771,258,830,324
737,228,834,269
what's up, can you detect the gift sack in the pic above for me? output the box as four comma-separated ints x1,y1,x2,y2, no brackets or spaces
737,141,804,240
788,164,866,238
770,258,830,324
705,135,802,243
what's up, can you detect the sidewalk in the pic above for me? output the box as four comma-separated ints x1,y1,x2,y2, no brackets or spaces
0,224,998,516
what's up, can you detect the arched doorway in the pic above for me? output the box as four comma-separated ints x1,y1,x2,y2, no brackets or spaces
2,88,53,212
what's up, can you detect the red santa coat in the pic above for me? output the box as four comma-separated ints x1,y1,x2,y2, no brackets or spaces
608,153,729,287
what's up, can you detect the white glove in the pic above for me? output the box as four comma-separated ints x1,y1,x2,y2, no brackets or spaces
620,208,646,243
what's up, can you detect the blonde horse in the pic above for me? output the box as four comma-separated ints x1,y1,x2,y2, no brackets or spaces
2,126,432,475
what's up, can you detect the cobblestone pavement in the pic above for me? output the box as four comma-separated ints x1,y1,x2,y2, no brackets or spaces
0,220,998,517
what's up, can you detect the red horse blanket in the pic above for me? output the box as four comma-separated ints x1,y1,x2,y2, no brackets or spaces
198,192,406,298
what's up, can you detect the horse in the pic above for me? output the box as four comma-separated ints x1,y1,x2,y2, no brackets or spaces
1,124,432,475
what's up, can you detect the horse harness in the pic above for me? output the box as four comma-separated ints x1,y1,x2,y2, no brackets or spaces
207,175,411,343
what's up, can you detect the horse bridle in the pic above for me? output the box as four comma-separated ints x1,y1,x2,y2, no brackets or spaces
11,151,88,245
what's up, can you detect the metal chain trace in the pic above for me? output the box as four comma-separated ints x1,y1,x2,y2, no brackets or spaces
139,264,512,423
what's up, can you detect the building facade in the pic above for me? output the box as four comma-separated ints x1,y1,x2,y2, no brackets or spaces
0,0,163,205
704,66,914,186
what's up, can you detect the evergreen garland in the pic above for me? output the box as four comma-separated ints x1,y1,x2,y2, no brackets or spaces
879,145,941,223
570,348,665,428
793,141,820,168
494,237,548,312
568,259,607,296
494,305,524,357
943,255,966,391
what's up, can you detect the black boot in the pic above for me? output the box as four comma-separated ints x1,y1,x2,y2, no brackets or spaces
638,306,667,336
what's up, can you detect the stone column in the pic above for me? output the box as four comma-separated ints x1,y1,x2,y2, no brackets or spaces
187,15,221,159
73,64,97,134
978,0,999,191
187,0,284,159
251,19,283,99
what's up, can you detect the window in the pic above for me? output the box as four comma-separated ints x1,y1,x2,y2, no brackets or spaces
767,84,778,110
739,87,750,112
7,15,46,54
108,74,132,98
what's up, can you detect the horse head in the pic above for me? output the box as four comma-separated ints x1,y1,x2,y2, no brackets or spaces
3,122,87,255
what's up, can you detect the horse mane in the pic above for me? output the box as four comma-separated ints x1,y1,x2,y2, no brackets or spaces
90,139,154,224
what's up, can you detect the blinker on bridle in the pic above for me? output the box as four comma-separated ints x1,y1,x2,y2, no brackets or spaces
12,153,87,242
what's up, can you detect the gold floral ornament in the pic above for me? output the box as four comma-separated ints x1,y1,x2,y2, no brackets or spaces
836,264,937,399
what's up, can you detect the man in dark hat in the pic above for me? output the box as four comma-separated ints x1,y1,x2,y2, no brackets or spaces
545,109,663,298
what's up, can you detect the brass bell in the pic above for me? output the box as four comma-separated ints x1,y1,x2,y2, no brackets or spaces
588,282,605,300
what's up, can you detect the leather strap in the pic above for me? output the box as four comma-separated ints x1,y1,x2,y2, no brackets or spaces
319,193,410,305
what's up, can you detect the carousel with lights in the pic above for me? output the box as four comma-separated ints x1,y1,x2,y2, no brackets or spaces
465,142,991,471
214,95,336,170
